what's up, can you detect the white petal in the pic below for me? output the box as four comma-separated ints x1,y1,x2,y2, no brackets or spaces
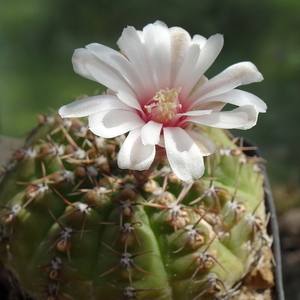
164,127,204,181
141,121,162,145
198,89,267,112
72,48,99,82
85,60,133,94
178,109,212,117
185,129,217,156
175,110,212,127
187,109,249,129
117,90,142,111
181,34,224,99
232,105,260,130
118,128,155,171
191,34,207,48
85,43,147,98
173,44,200,87
189,62,264,104
142,21,172,89
117,26,156,98
88,110,144,138
169,26,192,83
59,95,131,118
191,101,225,112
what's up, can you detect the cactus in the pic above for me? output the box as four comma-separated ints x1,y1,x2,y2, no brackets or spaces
0,113,273,300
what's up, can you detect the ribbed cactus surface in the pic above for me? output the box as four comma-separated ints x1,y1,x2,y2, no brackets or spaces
0,114,271,300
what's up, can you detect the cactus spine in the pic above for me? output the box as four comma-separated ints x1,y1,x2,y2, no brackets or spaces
0,114,273,300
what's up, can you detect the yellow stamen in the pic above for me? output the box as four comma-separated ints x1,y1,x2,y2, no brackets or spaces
144,88,182,123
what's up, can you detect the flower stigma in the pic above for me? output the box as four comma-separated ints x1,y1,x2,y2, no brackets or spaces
144,88,182,124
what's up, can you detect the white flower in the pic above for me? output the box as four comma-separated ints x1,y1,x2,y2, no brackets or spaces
59,21,266,182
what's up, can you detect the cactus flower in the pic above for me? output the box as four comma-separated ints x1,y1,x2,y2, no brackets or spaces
59,21,266,181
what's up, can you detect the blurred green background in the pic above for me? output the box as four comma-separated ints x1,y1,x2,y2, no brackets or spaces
1,0,300,213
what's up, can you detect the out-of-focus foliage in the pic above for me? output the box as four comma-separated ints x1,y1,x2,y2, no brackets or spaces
1,0,300,192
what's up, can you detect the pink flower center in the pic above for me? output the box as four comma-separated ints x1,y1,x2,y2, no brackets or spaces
144,88,182,124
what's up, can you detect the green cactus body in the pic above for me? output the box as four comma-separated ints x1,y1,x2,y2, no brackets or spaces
0,115,271,300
